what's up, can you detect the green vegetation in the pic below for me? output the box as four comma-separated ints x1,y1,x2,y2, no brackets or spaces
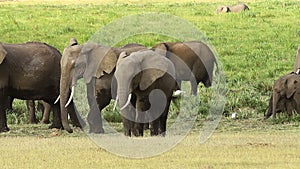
0,0,300,168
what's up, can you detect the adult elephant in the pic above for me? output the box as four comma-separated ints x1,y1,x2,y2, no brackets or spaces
0,42,83,132
152,41,218,95
267,72,300,119
115,50,177,137
58,38,147,133
216,3,249,13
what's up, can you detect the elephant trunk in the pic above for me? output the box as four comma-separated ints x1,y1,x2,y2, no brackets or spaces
118,90,131,111
59,67,73,133
272,91,279,118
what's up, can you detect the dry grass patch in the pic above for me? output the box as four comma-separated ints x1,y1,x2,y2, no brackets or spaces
0,130,299,169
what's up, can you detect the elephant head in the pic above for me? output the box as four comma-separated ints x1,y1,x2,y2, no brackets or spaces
216,6,230,13
272,73,300,118
59,38,118,132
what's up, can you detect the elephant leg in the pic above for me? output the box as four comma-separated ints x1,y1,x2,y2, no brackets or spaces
87,79,104,134
264,95,273,119
7,96,13,111
49,104,62,129
158,99,171,136
285,99,293,117
27,100,38,124
40,101,51,124
134,97,148,137
67,101,85,128
150,119,160,136
0,90,9,132
148,90,171,136
190,78,198,96
121,100,136,137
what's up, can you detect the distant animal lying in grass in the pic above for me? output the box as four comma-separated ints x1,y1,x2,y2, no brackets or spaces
216,3,249,13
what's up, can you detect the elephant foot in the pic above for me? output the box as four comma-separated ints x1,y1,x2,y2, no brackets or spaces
71,120,86,129
89,127,104,134
124,129,131,137
88,122,104,134
65,128,73,133
48,123,62,130
41,120,50,124
30,119,39,124
0,126,10,132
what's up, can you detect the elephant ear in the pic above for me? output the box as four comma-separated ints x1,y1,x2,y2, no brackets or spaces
82,44,117,84
286,78,298,99
139,52,168,90
69,38,78,46
0,44,7,64
117,51,128,67
152,43,168,57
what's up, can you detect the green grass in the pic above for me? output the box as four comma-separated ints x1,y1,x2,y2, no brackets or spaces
2,0,300,121
1,0,300,168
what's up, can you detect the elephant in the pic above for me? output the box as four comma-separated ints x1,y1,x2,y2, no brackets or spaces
0,41,84,132
58,38,147,133
265,72,300,119
115,49,177,137
152,41,218,95
216,3,249,13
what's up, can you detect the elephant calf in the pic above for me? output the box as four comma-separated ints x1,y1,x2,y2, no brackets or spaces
216,3,249,13
265,72,300,119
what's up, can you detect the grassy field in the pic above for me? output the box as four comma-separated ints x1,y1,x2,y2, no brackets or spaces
1,0,300,168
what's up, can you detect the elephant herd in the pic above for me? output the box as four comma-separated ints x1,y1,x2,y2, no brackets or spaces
0,38,218,136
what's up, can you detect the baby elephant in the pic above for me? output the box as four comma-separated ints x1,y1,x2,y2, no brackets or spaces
216,3,249,13
265,72,300,119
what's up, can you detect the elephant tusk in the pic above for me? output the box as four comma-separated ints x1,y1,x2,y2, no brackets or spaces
113,95,118,111
120,93,132,111
173,90,186,97
65,86,75,108
296,69,300,74
54,95,60,104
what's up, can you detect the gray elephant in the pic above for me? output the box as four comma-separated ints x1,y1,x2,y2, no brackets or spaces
115,50,177,137
152,41,218,95
58,38,147,133
0,42,83,132
216,3,249,13
265,72,300,119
